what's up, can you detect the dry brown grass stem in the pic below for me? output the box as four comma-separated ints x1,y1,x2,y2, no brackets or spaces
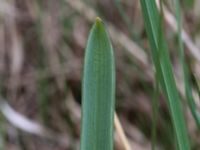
115,113,131,150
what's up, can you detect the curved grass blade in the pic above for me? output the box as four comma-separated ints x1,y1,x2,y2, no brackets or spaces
140,0,190,149
173,0,200,128
114,0,137,41
81,17,115,150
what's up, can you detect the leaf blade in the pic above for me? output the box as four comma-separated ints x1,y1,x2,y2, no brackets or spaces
81,17,115,150
140,0,191,149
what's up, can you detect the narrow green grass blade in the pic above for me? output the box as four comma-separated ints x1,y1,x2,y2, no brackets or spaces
173,0,200,128
193,75,200,101
140,0,190,149
182,0,195,8
114,0,137,40
114,0,131,29
151,3,164,149
0,115,5,150
81,17,115,150
151,76,159,150
37,78,50,125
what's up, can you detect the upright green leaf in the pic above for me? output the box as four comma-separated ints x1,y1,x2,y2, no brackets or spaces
81,17,115,150
140,0,190,149
173,0,200,128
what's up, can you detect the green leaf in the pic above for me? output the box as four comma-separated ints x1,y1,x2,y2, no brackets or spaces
140,0,191,149
81,17,115,150
182,0,195,9
173,0,200,129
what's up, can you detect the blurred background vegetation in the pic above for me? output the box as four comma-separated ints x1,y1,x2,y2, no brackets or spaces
0,0,200,149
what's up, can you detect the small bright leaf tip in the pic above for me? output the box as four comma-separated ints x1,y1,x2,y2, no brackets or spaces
95,17,102,23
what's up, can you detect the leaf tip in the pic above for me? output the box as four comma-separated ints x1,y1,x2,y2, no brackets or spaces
95,17,102,23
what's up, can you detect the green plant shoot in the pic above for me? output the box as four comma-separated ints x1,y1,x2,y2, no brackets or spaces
81,17,115,150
